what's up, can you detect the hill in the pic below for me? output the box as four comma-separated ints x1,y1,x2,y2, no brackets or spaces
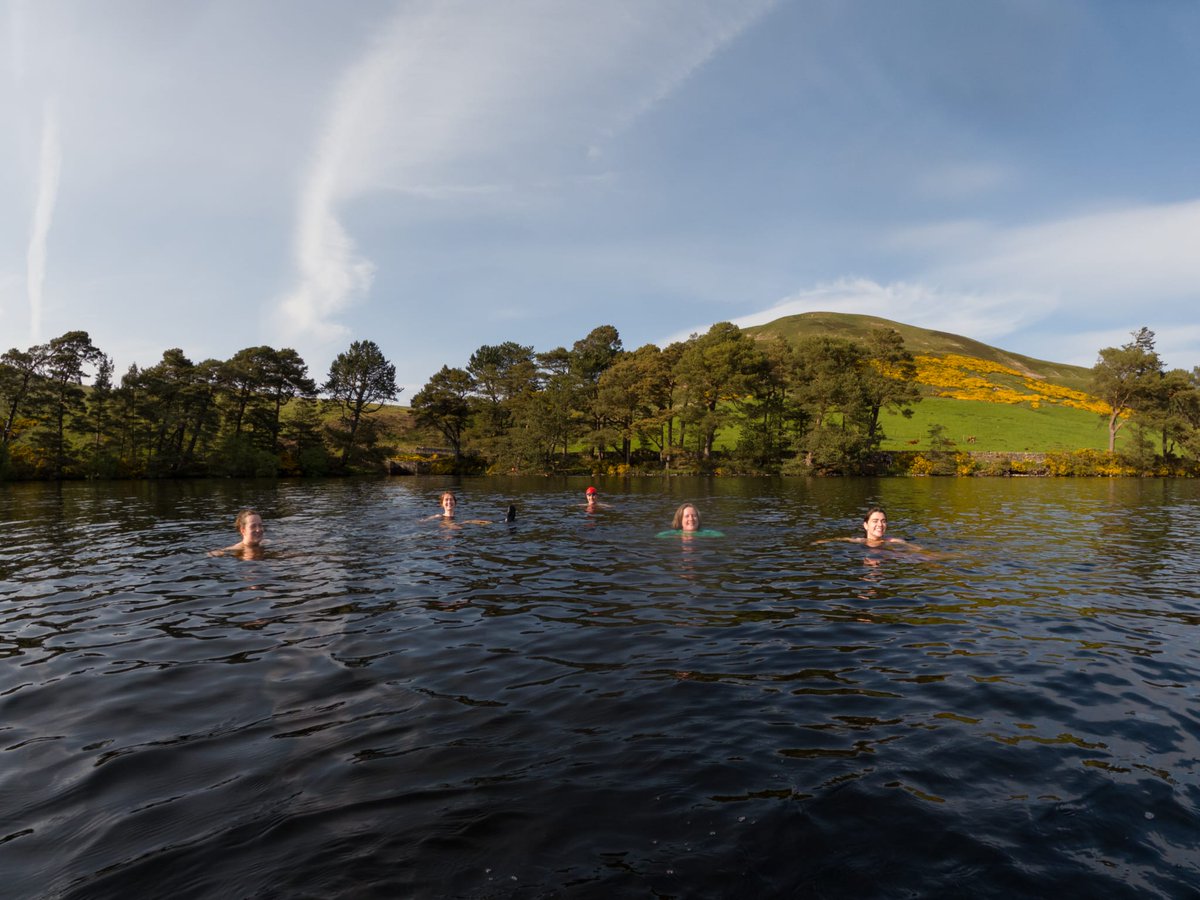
743,311,1093,392
741,311,1116,452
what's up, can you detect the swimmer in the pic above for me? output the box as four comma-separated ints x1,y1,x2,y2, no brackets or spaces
815,507,913,548
583,486,608,510
428,491,514,525
209,508,266,556
657,503,722,538
674,502,701,533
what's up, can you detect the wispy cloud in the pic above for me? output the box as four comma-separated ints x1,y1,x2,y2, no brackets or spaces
929,199,1200,302
274,0,776,359
914,161,1014,200
26,98,61,344
708,196,1200,368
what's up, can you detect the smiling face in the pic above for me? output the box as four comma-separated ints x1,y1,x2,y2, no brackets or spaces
680,506,700,532
440,493,456,517
238,513,264,547
862,510,887,543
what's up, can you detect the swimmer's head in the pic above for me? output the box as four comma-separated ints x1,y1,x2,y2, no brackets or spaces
862,507,887,541
235,508,264,546
862,506,886,523
672,503,701,532
440,492,456,516
586,486,597,498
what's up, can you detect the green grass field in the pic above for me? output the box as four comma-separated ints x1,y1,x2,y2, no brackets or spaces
877,397,1120,452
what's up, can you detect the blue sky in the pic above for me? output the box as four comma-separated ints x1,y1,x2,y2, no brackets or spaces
4,0,1200,394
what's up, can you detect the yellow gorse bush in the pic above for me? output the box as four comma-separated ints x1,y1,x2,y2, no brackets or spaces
913,355,1107,414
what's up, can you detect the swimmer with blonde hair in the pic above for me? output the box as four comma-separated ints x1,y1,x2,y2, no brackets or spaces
672,502,701,532
657,502,722,538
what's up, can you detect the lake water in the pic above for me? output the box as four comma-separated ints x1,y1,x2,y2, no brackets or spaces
3,476,1199,898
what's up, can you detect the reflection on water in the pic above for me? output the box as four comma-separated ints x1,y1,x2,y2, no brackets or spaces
2,476,1200,898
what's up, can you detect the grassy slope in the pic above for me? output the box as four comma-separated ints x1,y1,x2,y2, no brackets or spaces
744,311,1094,392
740,311,1118,452
877,397,1117,452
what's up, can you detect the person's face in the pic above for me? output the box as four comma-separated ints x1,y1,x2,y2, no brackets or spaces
441,494,456,516
681,506,699,532
586,492,596,504
863,511,887,542
239,514,264,547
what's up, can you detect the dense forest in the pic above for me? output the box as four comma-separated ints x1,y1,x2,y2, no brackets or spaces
2,321,1197,481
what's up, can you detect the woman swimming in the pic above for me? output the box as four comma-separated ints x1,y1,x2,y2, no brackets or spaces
815,507,913,548
428,491,515,525
674,503,701,533
658,503,723,538
209,508,266,556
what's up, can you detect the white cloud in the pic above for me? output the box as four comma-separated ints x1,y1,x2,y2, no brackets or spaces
700,197,1200,370
915,162,1013,200
273,0,777,361
930,199,1200,302
26,98,60,344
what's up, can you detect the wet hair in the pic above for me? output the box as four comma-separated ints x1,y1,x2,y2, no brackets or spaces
672,503,701,531
234,508,261,530
440,491,456,503
863,506,886,523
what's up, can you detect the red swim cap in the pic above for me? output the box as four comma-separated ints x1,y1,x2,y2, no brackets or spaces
586,486,597,495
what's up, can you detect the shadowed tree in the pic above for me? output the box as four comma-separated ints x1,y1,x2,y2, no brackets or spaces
858,327,921,448
411,365,474,460
0,346,47,447
465,341,537,452
33,331,105,477
256,347,317,454
735,335,799,470
596,343,670,465
673,323,764,460
569,325,623,458
324,339,400,468
82,354,116,477
789,335,869,472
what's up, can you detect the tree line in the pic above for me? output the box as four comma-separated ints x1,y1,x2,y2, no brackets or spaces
1090,327,1200,464
0,332,400,480
409,322,922,474
3,322,1198,481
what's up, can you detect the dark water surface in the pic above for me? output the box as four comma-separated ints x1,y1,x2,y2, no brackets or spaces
3,476,1199,898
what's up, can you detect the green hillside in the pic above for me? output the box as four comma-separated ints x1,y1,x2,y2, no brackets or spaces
877,397,1115,452
740,310,1121,452
744,311,1094,392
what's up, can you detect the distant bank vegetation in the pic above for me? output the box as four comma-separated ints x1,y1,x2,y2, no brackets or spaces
2,315,1197,481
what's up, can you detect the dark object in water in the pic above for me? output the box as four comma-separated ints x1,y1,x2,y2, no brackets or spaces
505,504,517,523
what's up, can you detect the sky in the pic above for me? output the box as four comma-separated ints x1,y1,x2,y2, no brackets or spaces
4,0,1200,395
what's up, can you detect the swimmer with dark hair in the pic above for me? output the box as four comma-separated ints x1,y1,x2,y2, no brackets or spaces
209,508,266,556
428,491,515,525
815,507,917,548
